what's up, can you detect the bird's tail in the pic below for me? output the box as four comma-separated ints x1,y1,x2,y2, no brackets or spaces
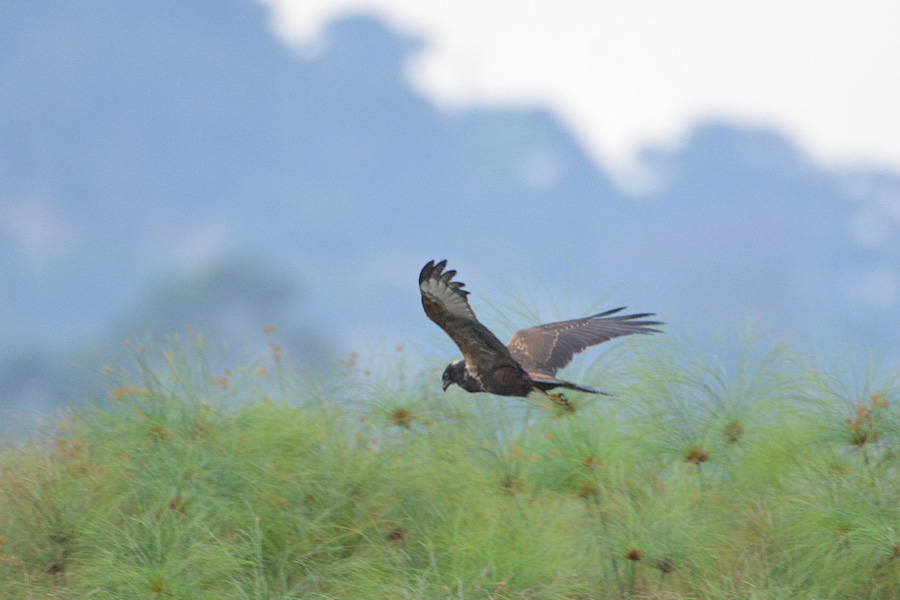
530,374,613,396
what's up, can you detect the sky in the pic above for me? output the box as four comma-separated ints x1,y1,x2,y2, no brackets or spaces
257,0,900,181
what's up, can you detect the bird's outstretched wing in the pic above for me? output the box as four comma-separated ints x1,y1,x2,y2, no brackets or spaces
419,260,521,378
507,307,663,376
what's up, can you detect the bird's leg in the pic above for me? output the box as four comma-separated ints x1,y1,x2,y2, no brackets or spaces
534,388,574,411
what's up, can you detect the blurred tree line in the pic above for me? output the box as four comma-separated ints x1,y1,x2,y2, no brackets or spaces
0,258,333,436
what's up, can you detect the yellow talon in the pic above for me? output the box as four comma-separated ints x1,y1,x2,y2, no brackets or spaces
534,389,575,412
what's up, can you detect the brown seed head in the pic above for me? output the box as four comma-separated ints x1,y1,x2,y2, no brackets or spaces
391,407,413,428
723,420,744,444
500,476,524,495
685,446,709,464
581,454,602,469
851,428,878,446
576,479,600,499
625,547,644,561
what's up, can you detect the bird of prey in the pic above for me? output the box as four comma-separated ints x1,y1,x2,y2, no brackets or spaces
419,260,662,408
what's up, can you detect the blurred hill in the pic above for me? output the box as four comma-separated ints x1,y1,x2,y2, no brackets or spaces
2,0,900,425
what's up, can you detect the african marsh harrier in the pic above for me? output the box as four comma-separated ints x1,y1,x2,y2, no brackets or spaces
419,260,663,408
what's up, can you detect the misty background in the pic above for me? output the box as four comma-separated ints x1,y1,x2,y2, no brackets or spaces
3,0,900,433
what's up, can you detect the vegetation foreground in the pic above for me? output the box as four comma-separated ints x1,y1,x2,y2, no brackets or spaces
2,335,900,599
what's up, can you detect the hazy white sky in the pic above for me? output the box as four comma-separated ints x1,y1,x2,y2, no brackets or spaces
257,0,900,177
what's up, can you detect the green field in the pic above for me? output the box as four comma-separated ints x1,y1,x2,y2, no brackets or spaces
2,335,899,599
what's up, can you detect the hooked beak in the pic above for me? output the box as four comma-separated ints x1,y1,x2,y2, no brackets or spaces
441,380,451,392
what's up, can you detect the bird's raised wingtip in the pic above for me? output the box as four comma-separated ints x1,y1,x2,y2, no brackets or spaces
419,259,445,285
589,309,665,332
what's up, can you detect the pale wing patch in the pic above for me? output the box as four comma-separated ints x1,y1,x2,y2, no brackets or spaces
419,276,477,322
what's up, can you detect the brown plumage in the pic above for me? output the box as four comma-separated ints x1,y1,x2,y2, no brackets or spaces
419,260,663,407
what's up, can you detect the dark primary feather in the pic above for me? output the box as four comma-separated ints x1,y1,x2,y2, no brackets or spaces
418,260,478,323
418,260,521,380
507,307,663,376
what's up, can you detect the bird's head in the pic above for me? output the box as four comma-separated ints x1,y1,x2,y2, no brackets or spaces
441,360,466,391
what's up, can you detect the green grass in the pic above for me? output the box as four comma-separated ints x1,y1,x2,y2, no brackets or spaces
2,334,900,599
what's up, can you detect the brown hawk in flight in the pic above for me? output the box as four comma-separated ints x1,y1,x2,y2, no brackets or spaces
419,260,662,408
